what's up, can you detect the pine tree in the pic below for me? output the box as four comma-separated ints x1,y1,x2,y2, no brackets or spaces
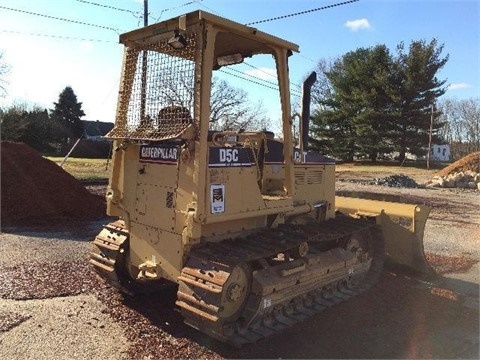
51,86,85,142
391,39,448,162
310,39,448,162
311,45,395,160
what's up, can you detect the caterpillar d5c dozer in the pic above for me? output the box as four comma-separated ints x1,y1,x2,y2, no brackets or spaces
91,10,433,346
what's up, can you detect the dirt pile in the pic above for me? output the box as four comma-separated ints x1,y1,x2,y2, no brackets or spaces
1,141,106,227
425,152,480,190
437,152,480,177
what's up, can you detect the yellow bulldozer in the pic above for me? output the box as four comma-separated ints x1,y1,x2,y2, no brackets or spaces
91,10,433,346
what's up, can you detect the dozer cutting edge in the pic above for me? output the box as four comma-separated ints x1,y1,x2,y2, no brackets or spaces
90,11,433,346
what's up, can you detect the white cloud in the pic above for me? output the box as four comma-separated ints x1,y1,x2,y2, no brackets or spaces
345,18,371,32
448,82,472,91
244,67,277,81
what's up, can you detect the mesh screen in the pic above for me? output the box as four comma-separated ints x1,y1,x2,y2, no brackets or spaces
108,33,197,141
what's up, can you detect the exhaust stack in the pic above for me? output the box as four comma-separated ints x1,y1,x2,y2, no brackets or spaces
300,71,317,156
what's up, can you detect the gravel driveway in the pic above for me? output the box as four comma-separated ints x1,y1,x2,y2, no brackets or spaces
1,181,478,359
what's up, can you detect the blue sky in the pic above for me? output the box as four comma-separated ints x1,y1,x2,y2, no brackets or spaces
0,0,478,125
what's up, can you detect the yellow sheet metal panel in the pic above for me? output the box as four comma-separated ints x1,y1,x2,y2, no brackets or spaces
206,165,265,219
335,195,433,275
335,196,429,223
129,222,183,282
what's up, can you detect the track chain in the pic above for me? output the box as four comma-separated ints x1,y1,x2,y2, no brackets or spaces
89,220,136,292
177,216,385,346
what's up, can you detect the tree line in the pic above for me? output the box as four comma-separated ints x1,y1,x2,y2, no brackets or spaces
1,87,85,152
2,41,479,160
0,79,269,153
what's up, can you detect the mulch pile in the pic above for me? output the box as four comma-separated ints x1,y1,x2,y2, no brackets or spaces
0,260,99,300
1,141,106,227
426,252,479,275
437,151,480,177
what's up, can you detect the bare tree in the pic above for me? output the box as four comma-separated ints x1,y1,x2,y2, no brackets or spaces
209,78,270,131
438,97,480,158
0,50,10,98
146,74,270,131
310,58,335,109
459,98,480,155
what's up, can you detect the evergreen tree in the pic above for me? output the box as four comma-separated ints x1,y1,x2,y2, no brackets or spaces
22,108,52,151
311,45,395,160
51,86,85,142
0,105,29,141
391,39,448,162
0,105,53,151
310,39,448,162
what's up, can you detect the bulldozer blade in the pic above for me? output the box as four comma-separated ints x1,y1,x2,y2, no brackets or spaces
335,196,435,276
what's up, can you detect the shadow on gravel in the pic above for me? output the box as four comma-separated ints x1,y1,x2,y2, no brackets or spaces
97,284,226,359
97,270,479,359
218,272,479,359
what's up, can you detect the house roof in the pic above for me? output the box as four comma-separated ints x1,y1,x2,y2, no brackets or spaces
82,120,114,137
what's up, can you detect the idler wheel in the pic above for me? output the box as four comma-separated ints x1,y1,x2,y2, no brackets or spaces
290,241,309,258
218,263,251,321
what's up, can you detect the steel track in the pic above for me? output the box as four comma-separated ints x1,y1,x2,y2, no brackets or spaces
177,216,385,346
90,216,385,346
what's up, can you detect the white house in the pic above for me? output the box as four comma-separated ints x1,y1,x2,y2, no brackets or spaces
431,144,450,161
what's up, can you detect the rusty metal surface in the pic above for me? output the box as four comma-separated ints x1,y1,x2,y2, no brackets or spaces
89,220,130,291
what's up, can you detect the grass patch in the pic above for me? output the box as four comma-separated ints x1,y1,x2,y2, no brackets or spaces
336,160,447,177
45,157,447,182
336,163,439,176
46,157,110,181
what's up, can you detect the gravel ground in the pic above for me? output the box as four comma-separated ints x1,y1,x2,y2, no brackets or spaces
0,221,130,359
0,232,89,267
0,295,128,359
1,178,478,359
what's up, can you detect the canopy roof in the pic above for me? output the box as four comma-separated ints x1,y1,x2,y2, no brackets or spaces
119,10,299,58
